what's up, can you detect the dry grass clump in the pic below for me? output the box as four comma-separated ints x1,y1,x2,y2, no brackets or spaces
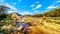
20,17,60,34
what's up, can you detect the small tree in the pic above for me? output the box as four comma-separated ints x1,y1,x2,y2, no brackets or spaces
0,5,10,20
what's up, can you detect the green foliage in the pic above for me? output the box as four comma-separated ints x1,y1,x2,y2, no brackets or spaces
0,5,10,20
0,14,7,20
0,5,10,14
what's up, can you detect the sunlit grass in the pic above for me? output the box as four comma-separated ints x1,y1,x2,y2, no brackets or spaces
1,17,60,34
20,17,60,34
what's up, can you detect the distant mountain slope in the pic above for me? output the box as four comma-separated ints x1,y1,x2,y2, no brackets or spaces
44,8,60,17
32,8,60,17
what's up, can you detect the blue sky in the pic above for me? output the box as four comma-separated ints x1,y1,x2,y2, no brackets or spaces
0,0,60,15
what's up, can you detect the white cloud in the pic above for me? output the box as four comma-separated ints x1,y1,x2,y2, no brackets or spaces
46,0,60,10
56,0,60,3
34,10,38,12
47,1,58,9
8,11,17,13
5,3,17,11
36,4,41,8
32,4,42,10
47,5,57,9
46,1,59,11
20,12,32,15
35,1,39,3
30,4,35,7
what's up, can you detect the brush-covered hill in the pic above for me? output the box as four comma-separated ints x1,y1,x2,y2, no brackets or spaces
32,8,60,17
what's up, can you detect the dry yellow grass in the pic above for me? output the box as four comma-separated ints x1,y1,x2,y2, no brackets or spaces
20,17,60,34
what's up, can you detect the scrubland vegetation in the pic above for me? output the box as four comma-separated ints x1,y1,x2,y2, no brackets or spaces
20,17,60,34
0,5,60,34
